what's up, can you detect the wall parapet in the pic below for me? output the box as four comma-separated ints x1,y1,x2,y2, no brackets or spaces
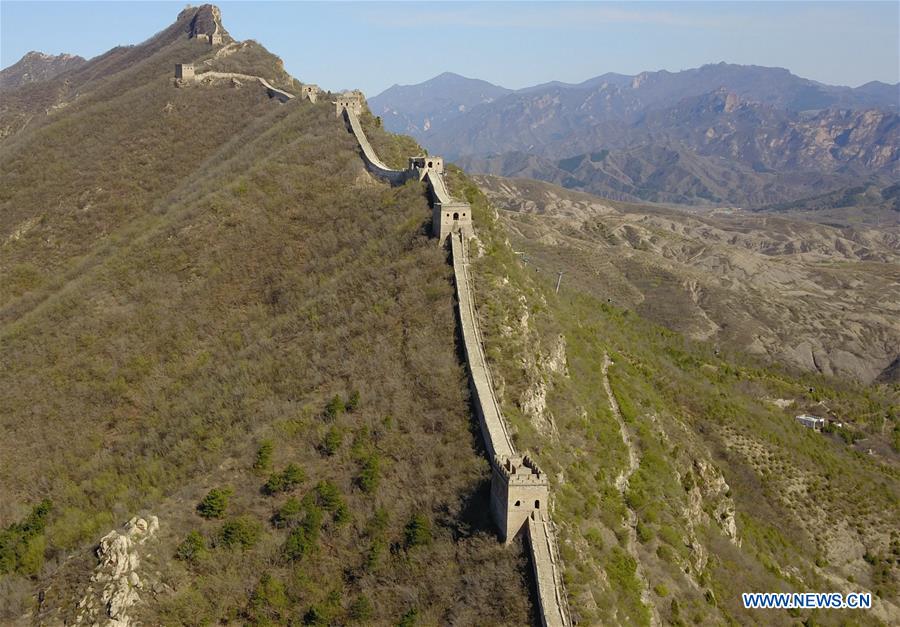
174,68,295,102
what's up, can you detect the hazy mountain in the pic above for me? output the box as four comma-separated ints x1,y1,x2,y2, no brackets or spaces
373,64,899,209
0,51,86,89
457,91,899,212
368,71,511,136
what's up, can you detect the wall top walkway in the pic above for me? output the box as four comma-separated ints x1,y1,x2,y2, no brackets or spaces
451,233,516,460
194,71,295,102
529,517,572,627
343,109,401,173
426,169,459,206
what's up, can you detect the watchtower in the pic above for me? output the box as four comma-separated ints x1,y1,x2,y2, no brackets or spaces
490,455,550,544
301,84,320,103
409,155,444,180
335,90,365,117
433,200,473,244
175,63,195,81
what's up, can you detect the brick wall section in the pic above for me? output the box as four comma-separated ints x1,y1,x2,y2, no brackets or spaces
451,234,516,460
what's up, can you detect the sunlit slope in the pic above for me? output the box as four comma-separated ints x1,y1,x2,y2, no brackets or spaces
1,78,532,627
0,12,294,320
445,169,900,625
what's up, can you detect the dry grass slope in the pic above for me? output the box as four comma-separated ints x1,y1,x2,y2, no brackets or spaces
0,12,535,624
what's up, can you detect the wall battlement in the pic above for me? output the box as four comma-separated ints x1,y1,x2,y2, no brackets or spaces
495,455,548,485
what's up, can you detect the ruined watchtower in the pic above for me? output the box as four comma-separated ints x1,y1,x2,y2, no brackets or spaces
300,84,320,103
335,90,365,117
175,63,195,81
491,456,550,544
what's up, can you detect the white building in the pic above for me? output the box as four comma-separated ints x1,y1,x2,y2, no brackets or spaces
796,414,825,431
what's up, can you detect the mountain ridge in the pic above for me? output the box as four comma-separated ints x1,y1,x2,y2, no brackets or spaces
0,51,87,89
370,65,899,210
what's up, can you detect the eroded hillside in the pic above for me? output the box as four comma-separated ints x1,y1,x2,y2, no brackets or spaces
474,175,900,385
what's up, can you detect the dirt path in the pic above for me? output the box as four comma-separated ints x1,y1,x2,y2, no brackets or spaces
602,353,660,626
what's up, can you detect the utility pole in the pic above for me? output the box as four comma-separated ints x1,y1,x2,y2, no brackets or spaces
555,271,563,294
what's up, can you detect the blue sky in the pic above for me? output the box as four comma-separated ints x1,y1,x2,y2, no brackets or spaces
2,1,898,95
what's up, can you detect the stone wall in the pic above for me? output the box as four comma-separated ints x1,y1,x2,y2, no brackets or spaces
428,171,473,243
451,234,515,461
452,233,570,627
175,68,294,102
340,105,473,241
340,98,570,627
528,516,572,627
341,108,412,185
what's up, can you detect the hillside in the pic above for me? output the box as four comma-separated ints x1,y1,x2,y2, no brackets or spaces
0,6,531,624
372,65,899,211
446,169,900,625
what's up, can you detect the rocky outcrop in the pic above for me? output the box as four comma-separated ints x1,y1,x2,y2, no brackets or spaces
181,4,227,41
683,459,739,546
76,516,159,627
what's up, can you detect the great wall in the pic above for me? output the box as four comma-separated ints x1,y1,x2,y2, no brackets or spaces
174,45,571,626
335,91,571,627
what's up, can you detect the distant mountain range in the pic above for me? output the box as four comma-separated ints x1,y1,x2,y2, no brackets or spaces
370,64,899,210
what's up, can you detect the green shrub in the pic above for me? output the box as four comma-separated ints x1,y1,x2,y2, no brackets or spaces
347,390,361,412
334,502,350,526
253,440,274,472
315,481,342,511
585,527,604,551
197,488,231,519
248,573,289,622
283,504,322,561
357,454,380,494
404,513,432,549
272,497,302,528
636,522,655,543
303,605,327,626
218,516,261,550
397,608,418,627
324,394,345,420
263,464,305,495
348,594,373,622
0,499,52,575
175,530,206,563
322,426,343,456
